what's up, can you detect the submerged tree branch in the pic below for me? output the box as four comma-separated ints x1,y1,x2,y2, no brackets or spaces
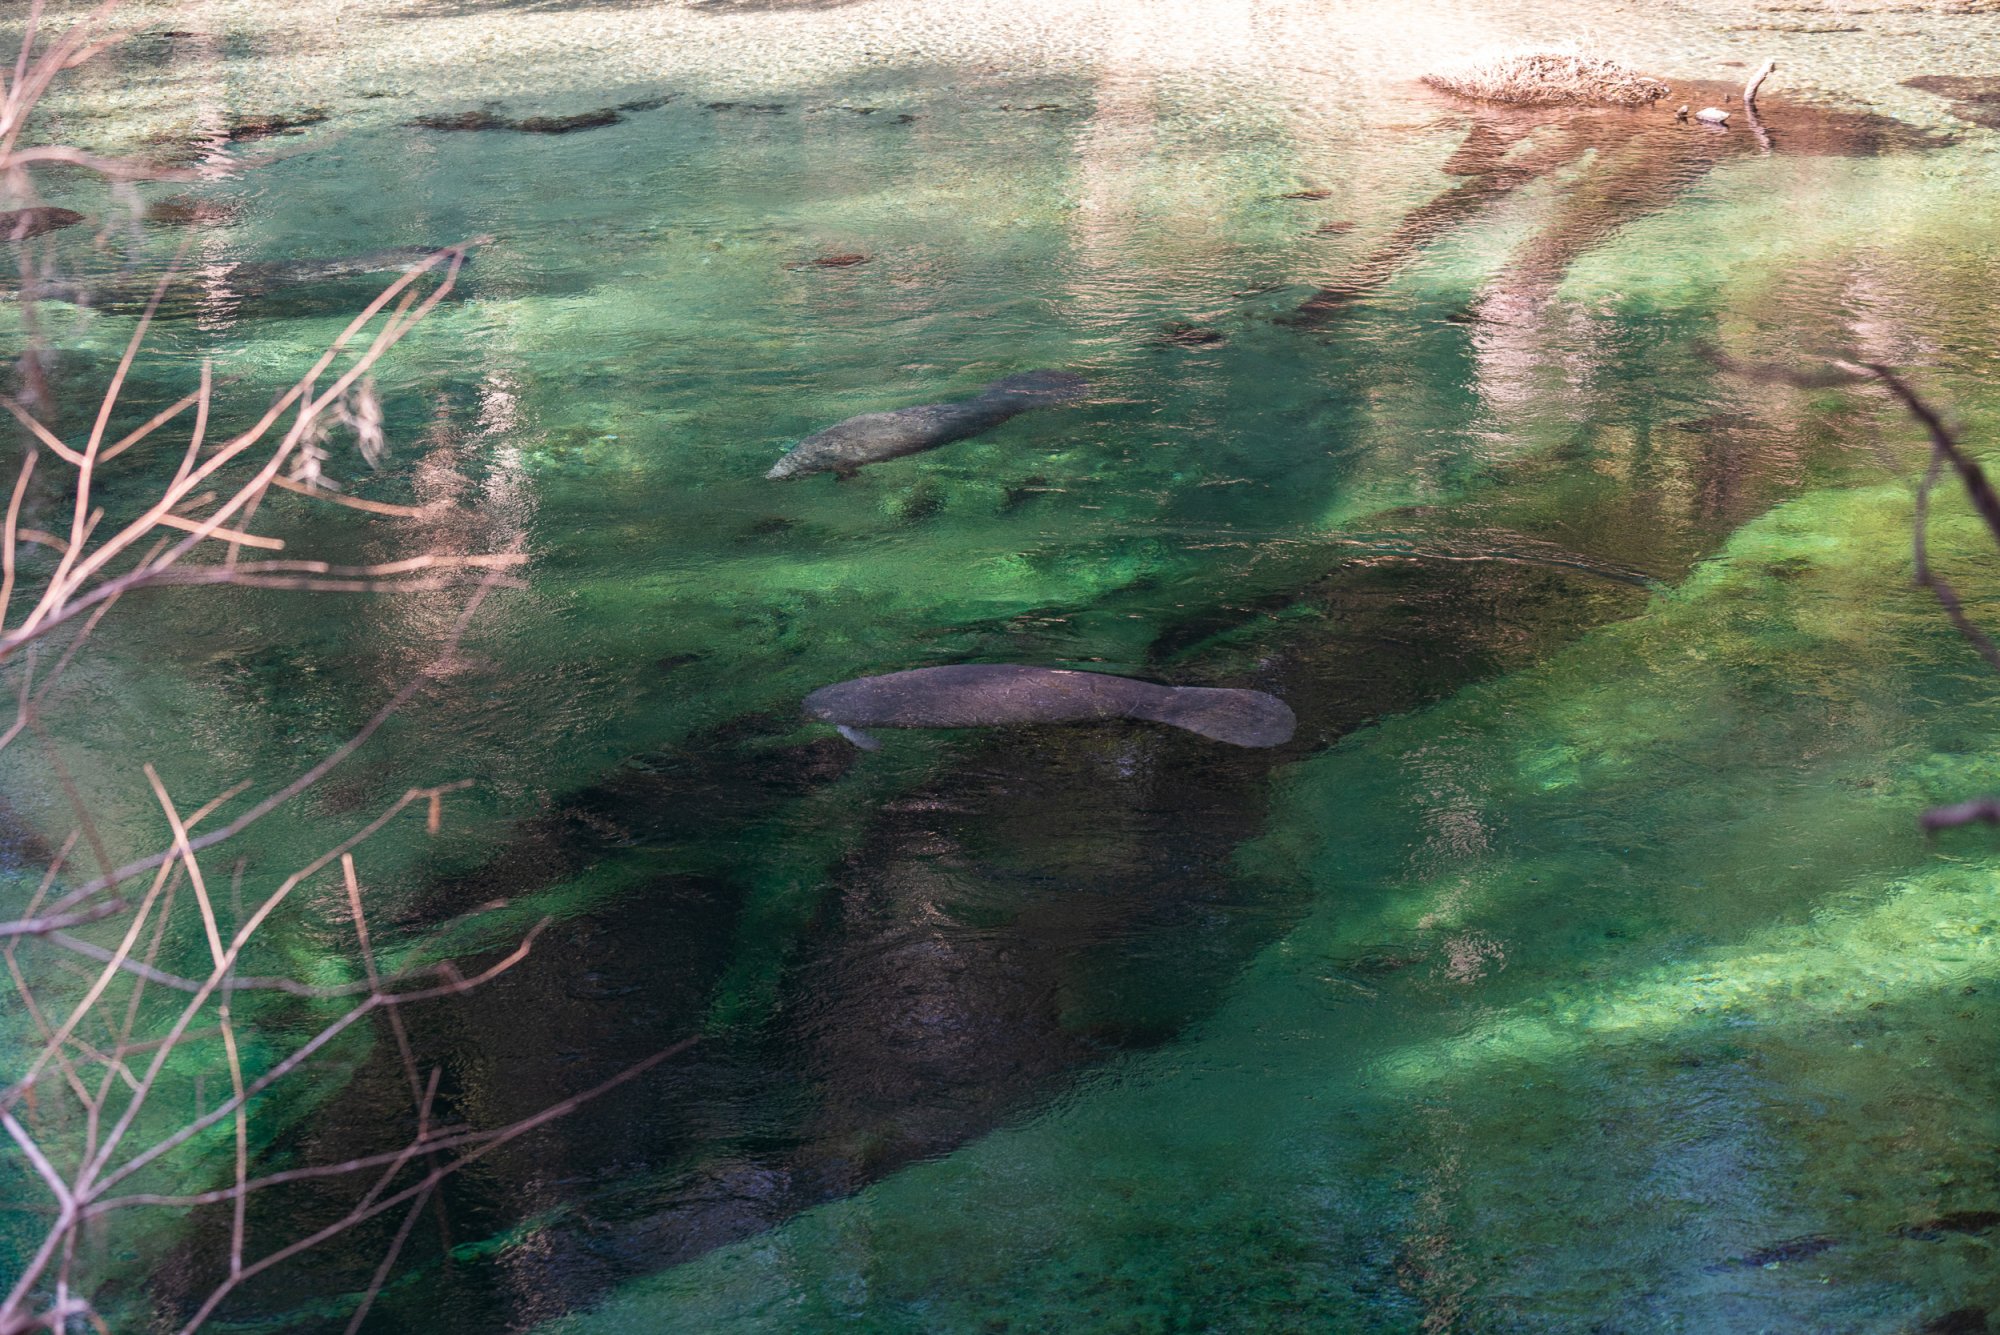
1719,349,2000,832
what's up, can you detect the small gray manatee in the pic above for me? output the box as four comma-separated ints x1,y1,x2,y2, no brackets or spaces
803,664,1295,749
767,370,1088,480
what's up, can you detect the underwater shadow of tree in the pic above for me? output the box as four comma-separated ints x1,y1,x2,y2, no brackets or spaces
1293,81,1948,325
239,559,1655,1333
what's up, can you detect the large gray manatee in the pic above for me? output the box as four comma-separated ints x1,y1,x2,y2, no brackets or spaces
767,370,1088,480
803,664,1296,749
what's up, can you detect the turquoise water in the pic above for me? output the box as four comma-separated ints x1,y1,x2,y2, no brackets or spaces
7,2,2000,1329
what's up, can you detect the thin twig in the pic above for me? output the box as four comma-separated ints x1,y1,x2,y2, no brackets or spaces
0,449,37,630
34,577,503,922
270,474,430,517
169,1037,698,1334
1845,361,2000,675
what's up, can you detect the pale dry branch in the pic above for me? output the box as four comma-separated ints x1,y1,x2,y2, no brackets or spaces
0,397,80,465
20,576,503,938
141,766,225,971
1,241,481,659
43,903,545,1002
0,450,36,626
99,387,209,466
270,473,430,517
1719,352,2000,831
1744,58,1776,109
0,11,676,1331
168,1036,698,1335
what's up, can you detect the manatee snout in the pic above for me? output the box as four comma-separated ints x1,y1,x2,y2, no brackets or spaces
766,452,811,481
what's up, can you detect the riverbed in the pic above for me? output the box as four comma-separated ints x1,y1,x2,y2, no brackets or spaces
7,0,2000,1329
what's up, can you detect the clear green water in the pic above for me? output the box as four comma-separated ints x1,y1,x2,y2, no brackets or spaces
7,3,2000,1330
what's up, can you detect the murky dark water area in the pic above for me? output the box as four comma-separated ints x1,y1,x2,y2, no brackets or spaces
9,1,2000,1329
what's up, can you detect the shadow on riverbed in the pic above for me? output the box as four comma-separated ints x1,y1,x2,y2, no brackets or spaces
1903,74,2000,129
138,265,1908,1324
172,541,1665,1327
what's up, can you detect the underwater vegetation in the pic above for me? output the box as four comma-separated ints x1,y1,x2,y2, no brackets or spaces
7,0,2000,1329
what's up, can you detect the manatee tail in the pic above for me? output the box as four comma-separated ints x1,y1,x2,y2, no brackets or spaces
1131,686,1295,748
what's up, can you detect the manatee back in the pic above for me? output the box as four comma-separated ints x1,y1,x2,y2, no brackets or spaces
769,406,953,477
804,664,1144,729
815,406,954,455
803,665,1290,746
1131,685,1296,748
772,373,1086,478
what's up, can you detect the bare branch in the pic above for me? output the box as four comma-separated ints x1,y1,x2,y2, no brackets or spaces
269,474,430,517
0,12,601,1327
141,765,225,970
0,397,80,465
33,915,537,1001
85,912,557,1205
167,1037,698,1334
0,450,37,629
1743,58,1776,109
37,578,502,920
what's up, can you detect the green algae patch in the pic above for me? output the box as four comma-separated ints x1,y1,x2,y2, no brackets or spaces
544,473,2000,1331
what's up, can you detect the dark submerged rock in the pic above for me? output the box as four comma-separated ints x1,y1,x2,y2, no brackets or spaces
409,108,510,132
1153,322,1227,347
143,196,243,227
226,108,328,140
0,206,84,241
1905,75,2000,129
1894,1209,2000,1240
411,102,658,135
1705,1234,1838,1271
515,109,625,134
737,516,798,540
